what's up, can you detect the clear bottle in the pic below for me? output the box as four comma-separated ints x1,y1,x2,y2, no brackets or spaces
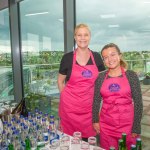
0,119,3,149
32,122,37,138
16,119,21,130
49,120,57,144
11,126,16,135
36,117,43,142
24,117,29,126
0,119,3,134
7,123,12,133
36,116,41,130
20,122,25,134
20,115,24,124
42,118,46,127
28,119,33,129
42,118,49,142
28,112,32,120
30,135,37,149
39,111,43,122
1,130,9,149
14,130,22,150
21,125,29,148
35,108,39,120
24,125,29,139
56,117,64,138
49,114,55,122
11,117,16,127
2,121,7,132
44,113,49,127
11,130,17,149
32,114,36,123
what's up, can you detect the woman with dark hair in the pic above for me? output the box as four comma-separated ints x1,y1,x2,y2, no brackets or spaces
92,43,143,150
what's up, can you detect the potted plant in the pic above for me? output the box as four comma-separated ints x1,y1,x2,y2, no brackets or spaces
143,72,150,85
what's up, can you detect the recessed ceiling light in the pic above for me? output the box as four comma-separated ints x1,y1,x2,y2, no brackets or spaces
25,12,49,16
108,24,120,28
100,14,116,19
143,1,150,3
141,30,150,32
58,19,63,22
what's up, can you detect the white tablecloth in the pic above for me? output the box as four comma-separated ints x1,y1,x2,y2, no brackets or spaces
42,133,105,150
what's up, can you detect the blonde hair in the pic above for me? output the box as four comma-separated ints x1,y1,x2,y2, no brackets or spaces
101,43,128,69
74,23,91,36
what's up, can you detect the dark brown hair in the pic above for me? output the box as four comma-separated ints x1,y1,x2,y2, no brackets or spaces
101,43,128,69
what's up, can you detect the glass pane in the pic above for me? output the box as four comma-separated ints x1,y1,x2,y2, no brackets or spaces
20,0,64,117
76,0,150,148
0,9,14,106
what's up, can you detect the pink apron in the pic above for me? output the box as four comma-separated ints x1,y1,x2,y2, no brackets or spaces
100,68,137,150
59,49,99,137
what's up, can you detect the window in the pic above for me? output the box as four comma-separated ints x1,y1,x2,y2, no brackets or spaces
76,0,150,148
0,8,14,103
20,0,64,116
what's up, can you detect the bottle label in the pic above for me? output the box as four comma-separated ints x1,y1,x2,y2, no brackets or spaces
43,133,49,141
50,134,59,144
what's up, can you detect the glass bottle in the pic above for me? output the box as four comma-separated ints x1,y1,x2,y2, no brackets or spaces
49,114,55,122
130,144,136,150
25,137,31,150
3,121,7,132
118,139,123,150
35,108,39,120
28,112,32,120
44,113,49,127
136,138,142,150
1,130,8,149
49,120,57,144
122,133,127,150
8,143,14,150
109,146,115,150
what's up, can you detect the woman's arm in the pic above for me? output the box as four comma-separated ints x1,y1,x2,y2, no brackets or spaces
126,70,143,134
92,72,106,123
57,73,66,92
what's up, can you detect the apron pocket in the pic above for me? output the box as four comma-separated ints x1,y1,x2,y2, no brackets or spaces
100,112,120,127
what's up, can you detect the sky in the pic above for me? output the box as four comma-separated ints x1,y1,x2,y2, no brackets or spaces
76,0,150,51
0,0,150,53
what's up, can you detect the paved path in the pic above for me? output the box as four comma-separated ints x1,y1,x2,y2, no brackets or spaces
141,84,150,149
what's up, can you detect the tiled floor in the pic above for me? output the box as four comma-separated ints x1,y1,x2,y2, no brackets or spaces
141,84,150,149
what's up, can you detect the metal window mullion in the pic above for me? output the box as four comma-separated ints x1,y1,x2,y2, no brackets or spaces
63,0,76,53
9,0,23,102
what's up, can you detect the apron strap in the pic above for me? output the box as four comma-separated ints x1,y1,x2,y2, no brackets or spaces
105,67,125,79
73,48,96,66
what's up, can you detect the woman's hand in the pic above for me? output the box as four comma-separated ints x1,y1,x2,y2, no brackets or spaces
131,133,138,138
57,74,66,92
93,123,100,134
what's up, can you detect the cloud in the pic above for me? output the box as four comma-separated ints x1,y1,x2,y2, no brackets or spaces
0,0,150,52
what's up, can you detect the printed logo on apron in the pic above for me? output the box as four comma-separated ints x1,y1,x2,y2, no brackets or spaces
109,83,120,92
82,70,92,78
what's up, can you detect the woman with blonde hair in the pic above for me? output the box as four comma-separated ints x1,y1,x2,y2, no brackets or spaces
57,23,105,141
